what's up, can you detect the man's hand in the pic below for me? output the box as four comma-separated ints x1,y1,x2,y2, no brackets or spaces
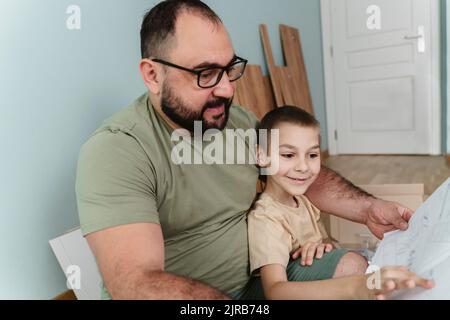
365,199,414,239
291,242,333,266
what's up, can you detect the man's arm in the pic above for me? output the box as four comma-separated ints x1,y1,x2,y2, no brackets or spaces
305,166,412,239
305,166,374,223
86,222,230,300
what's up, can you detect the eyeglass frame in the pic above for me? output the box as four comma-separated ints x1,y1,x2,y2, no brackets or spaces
151,55,248,89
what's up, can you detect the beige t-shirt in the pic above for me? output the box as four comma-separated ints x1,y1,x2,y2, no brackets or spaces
248,192,329,274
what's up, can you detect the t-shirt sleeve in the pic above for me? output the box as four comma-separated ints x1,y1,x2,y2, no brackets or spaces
308,200,328,240
76,130,159,236
232,105,260,129
304,198,329,240
247,210,292,274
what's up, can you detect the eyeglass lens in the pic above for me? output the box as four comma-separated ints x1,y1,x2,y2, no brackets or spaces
198,60,246,88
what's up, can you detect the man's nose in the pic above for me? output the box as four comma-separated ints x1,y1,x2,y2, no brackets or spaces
212,72,235,98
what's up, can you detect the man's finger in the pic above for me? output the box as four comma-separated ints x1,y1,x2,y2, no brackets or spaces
401,207,414,222
389,206,409,230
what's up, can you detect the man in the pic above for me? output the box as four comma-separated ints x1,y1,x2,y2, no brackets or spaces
76,0,416,299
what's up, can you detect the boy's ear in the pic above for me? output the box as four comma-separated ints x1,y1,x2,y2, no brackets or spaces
256,145,271,168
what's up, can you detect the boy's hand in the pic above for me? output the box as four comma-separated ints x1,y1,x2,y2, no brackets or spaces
366,266,435,300
291,242,333,266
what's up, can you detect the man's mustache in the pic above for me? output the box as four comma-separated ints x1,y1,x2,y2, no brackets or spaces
202,97,233,113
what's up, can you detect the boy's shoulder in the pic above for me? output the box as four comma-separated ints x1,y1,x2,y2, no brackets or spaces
249,193,321,216
295,194,314,205
295,194,321,215
249,193,284,218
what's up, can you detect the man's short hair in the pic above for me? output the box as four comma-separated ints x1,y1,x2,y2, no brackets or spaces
140,0,222,59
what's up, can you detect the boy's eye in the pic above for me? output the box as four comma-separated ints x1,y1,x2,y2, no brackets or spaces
309,153,319,159
281,154,294,159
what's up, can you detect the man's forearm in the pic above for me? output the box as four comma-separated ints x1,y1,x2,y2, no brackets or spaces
108,270,231,300
305,166,375,223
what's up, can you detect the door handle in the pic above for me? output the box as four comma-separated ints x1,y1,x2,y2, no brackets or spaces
404,25,425,53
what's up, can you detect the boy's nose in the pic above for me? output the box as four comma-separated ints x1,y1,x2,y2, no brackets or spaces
294,160,309,172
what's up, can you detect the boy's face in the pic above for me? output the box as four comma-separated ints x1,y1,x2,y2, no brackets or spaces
263,123,321,196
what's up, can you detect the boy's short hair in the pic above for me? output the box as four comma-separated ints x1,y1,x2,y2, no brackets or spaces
257,105,320,144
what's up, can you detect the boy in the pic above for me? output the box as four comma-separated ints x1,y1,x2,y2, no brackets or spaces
248,106,434,299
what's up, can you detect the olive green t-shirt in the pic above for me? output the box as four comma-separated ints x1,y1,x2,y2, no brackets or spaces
76,93,260,298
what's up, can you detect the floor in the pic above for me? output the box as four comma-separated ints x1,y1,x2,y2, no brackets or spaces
324,155,450,197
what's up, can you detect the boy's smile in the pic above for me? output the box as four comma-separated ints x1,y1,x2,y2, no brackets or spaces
286,176,312,184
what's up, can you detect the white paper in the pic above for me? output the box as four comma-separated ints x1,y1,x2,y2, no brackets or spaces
371,178,450,299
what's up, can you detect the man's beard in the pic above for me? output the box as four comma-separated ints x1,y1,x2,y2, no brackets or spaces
160,82,232,133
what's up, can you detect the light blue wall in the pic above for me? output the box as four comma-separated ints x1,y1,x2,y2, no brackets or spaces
0,0,150,299
204,0,328,148
0,0,325,298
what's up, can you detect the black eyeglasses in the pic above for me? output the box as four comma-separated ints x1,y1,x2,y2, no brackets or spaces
151,55,248,88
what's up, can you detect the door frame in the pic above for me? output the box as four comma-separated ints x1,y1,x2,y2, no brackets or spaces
320,0,442,155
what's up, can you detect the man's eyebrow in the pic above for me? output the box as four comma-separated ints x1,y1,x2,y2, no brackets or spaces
193,55,237,69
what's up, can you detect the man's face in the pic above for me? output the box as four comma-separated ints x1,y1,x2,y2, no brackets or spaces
159,13,236,132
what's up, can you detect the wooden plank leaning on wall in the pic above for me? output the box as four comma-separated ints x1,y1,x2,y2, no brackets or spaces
234,64,275,120
259,24,314,116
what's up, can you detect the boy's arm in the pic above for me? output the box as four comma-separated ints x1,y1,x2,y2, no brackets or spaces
260,264,434,300
305,166,413,239
260,264,366,300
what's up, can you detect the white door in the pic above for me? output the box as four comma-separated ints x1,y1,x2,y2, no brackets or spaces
323,0,440,154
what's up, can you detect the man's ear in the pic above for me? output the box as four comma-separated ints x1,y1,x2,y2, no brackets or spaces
256,145,271,168
139,58,163,95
